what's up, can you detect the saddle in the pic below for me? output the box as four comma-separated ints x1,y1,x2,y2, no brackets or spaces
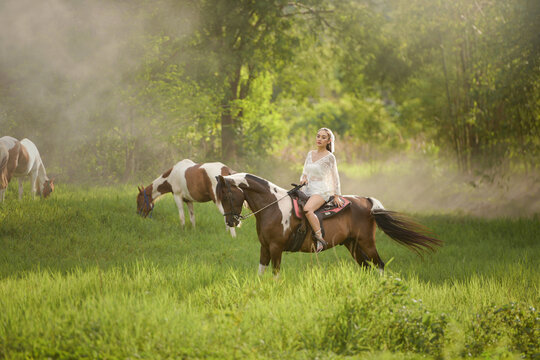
286,187,351,252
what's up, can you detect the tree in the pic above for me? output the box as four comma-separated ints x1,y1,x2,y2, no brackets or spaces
183,0,331,161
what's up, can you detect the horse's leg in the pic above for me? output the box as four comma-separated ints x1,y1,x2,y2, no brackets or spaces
30,171,39,199
270,244,284,277
0,188,5,202
228,226,237,238
18,178,24,200
344,239,370,267
258,245,271,275
346,238,385,272
186,201,195,227
355,238,385,271
173,194,186,227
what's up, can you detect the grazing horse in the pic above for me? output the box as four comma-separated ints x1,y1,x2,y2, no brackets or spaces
0,136,54,202
215,173,442,275
137,159,238,237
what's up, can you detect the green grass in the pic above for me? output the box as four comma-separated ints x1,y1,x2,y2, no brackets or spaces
0,183,539,359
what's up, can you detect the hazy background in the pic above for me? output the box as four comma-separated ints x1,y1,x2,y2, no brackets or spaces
1,0,538,217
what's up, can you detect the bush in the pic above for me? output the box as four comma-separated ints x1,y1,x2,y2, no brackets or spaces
322,276,447,357
465,302,539,358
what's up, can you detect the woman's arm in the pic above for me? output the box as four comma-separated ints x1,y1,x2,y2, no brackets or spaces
330,154,342,205
300,151,311,185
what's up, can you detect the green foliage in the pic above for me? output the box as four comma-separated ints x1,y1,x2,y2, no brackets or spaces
234,72,288,158
0,0,538,182
465,302,539,358
323,276,447,356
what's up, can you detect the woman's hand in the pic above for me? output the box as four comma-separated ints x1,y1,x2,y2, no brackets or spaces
334,195,343,207
300,177,308,185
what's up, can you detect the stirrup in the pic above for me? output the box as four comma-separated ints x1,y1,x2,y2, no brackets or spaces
314,230,327,253
316,240,327,253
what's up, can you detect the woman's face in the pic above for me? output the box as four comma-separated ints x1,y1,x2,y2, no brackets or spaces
316,130,331,149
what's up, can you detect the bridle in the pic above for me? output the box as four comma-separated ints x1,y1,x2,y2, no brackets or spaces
222,180,243,222
138,186,154,218
222,181,304,223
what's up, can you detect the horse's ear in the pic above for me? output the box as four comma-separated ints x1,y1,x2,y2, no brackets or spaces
216,175,225,185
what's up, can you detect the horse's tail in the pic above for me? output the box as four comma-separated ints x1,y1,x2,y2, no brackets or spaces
367,197,442,255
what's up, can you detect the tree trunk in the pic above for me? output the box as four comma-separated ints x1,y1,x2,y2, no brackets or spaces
221,64,242,161
221,105,236,160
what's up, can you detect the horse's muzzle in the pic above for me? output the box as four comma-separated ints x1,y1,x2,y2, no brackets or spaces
138,207,153,218
226,215,241,227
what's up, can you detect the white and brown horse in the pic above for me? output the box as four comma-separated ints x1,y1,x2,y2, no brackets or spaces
0,136,54,202
215,173,442,275
137,159,238,236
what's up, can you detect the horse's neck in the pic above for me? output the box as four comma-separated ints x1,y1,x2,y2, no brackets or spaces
36,162,48,189
243,181,284,213
150,175,171,199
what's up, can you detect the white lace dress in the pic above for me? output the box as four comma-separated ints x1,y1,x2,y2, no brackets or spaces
300,151,341,202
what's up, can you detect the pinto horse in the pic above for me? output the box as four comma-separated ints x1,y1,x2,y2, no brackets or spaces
215,173,442,275
137,159,238,236
0,136,54,202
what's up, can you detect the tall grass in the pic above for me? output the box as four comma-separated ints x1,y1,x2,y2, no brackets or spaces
0,183,538,358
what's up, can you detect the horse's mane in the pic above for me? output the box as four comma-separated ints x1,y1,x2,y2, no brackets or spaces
225,173,287,194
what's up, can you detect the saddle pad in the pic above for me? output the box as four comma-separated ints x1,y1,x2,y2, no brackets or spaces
292,196,351,220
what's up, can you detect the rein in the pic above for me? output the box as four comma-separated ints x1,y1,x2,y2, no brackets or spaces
224,183,304,222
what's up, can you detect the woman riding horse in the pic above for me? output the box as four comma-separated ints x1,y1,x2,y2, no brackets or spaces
300,127,342,252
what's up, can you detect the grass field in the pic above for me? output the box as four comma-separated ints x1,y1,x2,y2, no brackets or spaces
0,183,538,359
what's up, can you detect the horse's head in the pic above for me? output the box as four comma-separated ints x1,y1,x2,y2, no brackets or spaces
42,178,55,198
137,185,154,217
216,175,245,227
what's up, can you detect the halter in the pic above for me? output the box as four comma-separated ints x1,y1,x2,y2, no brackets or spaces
222,182,304,222
139,186,154,218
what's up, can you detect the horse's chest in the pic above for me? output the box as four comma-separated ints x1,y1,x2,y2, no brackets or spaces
257,200,294,241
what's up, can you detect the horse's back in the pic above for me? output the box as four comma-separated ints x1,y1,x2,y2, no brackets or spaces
201,162,234,176
0,136,19,150
173,158,196,169
19,138,39,154
347,195,373,212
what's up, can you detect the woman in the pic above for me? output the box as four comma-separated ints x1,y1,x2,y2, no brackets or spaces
300,127,342,252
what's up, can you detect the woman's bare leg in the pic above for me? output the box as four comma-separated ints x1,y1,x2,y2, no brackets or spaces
303,195,326,251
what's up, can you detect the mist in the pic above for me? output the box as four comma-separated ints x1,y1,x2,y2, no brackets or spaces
0,0,537,218
0,0,200,181
0,0,147,141
1,2,137,102
339,157,540,218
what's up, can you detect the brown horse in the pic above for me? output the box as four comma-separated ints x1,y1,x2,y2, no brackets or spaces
215,173,442,275
0,136,54,202
137,159,238,236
